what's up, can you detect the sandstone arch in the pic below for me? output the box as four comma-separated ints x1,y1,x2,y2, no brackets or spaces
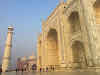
46,29,59,66
93,0,100,24
72,41,87,68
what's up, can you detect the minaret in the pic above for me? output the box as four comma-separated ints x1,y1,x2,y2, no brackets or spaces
2,26,14,72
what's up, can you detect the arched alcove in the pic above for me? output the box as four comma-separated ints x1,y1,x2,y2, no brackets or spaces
72,41,87,68
47,29,59,66
68,12,81,33
93,0,100,24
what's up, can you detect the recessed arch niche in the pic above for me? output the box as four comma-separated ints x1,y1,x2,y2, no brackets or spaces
46,29,59,66
68,11,81,33
71,41,87,68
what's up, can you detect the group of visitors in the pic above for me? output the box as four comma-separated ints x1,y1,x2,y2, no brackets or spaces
16,68,25,72
16,67,37,73
39,66,55,72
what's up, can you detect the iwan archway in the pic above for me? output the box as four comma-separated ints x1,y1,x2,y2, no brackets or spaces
46,29,59,67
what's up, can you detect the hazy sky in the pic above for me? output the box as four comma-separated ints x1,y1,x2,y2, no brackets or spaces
0,0,66,65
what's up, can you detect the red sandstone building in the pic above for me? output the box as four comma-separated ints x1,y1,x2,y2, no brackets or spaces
16,56,37,71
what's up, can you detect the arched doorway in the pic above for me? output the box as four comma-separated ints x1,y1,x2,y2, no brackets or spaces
68,12,81,33
47,29,59,66
93,0,100,24
72,41,87,68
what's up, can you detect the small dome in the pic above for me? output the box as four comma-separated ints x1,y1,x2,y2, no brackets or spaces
21,56,27,61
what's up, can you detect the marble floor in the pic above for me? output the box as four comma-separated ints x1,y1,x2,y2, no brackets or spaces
0,71,100,75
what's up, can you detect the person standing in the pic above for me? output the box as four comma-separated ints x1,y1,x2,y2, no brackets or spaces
40,68,42,72
46,67,48,72
52,66,55,71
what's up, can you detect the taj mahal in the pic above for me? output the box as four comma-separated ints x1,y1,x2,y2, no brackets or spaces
37,0,100,71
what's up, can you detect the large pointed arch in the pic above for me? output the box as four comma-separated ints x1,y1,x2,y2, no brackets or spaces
46,29,59,66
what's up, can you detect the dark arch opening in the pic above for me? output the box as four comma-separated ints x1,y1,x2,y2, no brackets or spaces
68,12,81,33
72,41,87,68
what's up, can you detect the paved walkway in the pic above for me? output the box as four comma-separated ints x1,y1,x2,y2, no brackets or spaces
0,71,100,75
